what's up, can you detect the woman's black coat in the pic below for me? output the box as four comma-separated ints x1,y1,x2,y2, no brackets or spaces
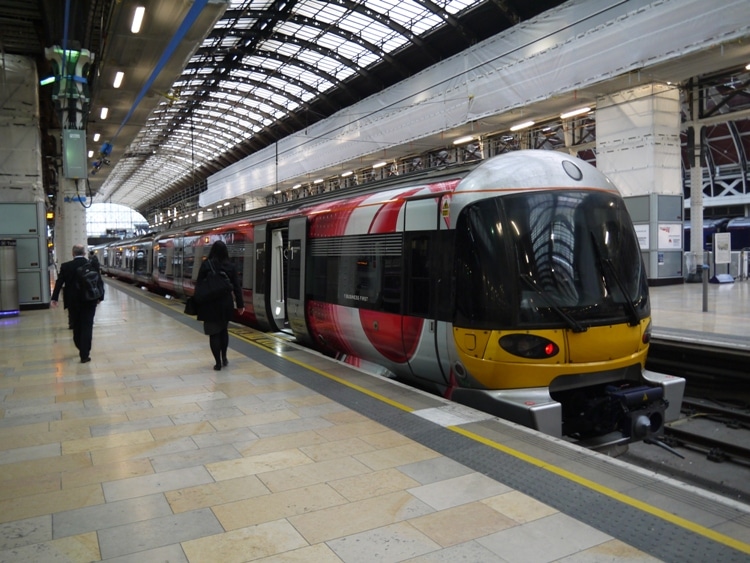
195,258,244,322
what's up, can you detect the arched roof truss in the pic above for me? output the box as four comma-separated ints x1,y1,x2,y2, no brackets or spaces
102,0,533,212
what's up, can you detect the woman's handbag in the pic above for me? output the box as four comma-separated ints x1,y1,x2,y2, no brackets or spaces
193,260,233,304
183,296,197,315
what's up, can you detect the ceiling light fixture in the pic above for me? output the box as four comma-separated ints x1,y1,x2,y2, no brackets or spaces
131,7,145,33
113,71,124,88
93,133,100,142
100,107,108,119
560,107,590,119
341,170,353,177
510,120,534,131
373,161,387,169
453,135,474,145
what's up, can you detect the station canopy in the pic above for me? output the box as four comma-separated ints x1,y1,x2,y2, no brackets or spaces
94,0,564,213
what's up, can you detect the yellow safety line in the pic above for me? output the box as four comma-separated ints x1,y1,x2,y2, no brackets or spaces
233,327,750,556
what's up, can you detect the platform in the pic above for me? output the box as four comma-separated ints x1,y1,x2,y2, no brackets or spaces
1,280,749,562
650,278,750,350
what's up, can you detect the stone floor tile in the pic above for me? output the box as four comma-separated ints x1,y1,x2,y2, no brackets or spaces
52,493,172,539
327,522,441,563
181,519,308,563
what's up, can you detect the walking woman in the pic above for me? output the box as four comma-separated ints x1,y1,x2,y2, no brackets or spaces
195,240,244,370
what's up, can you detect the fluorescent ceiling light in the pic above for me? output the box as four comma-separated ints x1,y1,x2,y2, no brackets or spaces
453,135,474,145
510,120,534,131
113,71,124,88
292,184,302,189
372,161,387,169
131,7,145,33
93,133,100,142
100,107,108,119
560,107,590,119
313,178,323,184
341,170,353,177
88,150,94,158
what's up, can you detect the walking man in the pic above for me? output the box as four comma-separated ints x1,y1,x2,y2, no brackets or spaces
51,244,104,363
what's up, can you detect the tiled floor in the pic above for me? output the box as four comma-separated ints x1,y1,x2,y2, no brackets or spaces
0,282,663,562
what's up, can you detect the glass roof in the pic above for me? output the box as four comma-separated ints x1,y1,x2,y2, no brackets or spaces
110,0,481,211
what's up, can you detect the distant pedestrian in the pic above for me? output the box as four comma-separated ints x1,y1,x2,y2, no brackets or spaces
51,244,104,363
195,241,244,370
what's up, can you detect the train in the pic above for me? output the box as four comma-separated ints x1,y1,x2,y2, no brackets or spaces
93,150,685,447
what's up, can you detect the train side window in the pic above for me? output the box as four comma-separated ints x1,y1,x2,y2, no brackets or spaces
287,240,302,300
406,233,432,318
183,240,195,280
226,241,244,287
255,242,266,294
242,243,253,290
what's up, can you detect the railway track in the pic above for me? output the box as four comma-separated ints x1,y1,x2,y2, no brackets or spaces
624,342,750,505
660,397,750,466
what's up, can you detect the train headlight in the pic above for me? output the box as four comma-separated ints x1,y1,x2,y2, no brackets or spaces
499,334,559,359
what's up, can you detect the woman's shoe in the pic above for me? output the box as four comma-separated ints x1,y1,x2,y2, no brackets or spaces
213,364,222,371
222,357,228,367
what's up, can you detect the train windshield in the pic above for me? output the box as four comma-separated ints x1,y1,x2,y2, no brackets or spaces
454,190,649,330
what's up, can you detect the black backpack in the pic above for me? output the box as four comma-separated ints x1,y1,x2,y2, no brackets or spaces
75,260,104,302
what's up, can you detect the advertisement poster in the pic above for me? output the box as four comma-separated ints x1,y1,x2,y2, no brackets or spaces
657,224,682,250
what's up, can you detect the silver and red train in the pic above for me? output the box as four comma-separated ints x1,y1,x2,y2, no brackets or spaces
94,150,684,446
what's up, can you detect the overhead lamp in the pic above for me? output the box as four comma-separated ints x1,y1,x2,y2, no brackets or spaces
746,63,750,70
341,170,353,177
88,150,94,158
131,6,145,33
560,107,590,119
373,161,387,169
510,120,534,131
100,107,108,119
453,135,474,145
313,178,323,184
113,71,124,88
292,184,302,189
93,133,100,142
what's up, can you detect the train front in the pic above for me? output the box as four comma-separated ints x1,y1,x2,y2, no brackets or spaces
447,151,685,447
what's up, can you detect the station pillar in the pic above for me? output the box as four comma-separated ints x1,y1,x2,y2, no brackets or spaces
596,83,684,284
54,177,89,264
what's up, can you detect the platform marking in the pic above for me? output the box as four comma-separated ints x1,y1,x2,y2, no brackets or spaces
232,326,750,556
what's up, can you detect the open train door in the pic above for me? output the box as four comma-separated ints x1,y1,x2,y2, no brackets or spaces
402,194,453,387
287,216,314,346
252,222,289,332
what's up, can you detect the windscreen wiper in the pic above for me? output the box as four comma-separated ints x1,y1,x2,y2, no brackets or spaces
520,274,587,333
589,232,640,327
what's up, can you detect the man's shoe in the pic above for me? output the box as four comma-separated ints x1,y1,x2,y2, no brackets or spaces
81,357,91,363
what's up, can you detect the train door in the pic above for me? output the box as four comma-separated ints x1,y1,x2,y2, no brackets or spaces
252,223,289,332
288,216,313,346
403,195,453,386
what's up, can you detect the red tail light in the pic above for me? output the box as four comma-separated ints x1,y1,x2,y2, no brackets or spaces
499,334,559,359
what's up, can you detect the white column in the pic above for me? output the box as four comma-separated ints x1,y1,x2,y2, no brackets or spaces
596,84,683,282
54,177,89,264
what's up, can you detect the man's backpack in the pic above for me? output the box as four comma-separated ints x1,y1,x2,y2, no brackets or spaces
75,260,104,302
